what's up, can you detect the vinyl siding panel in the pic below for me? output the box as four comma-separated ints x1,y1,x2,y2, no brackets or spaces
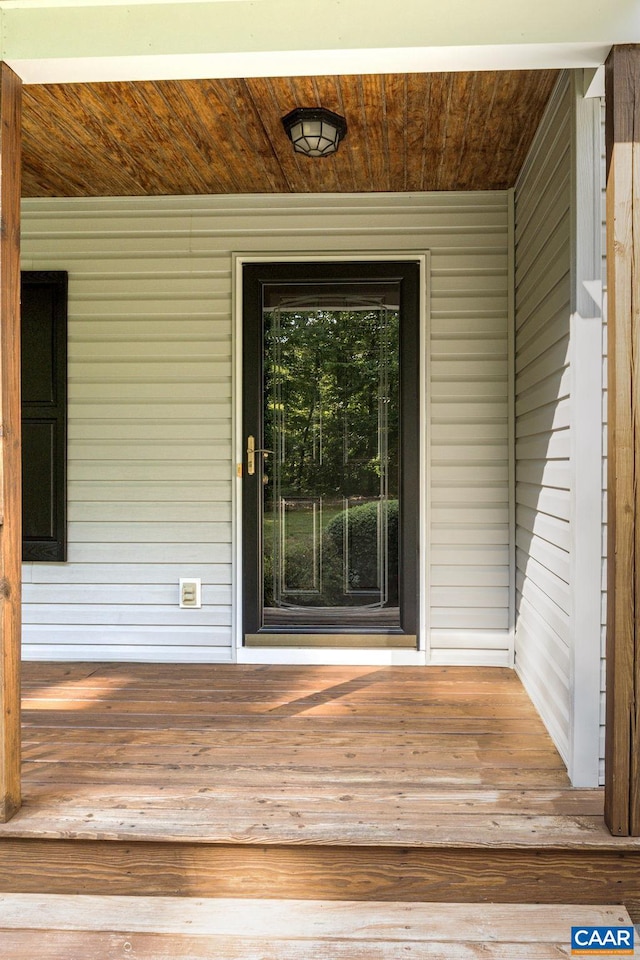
514,73,604,785
514,74,573,762
21,191,511,663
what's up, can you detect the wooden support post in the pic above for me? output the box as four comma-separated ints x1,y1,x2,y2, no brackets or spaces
605,44,640,837
0,62,22,823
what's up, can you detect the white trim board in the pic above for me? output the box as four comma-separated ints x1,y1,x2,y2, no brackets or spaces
237,647,428,666
568,77,604,787
2,0,633,83
9,44,614,85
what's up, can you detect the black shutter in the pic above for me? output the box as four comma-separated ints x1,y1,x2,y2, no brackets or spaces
21,271,68,562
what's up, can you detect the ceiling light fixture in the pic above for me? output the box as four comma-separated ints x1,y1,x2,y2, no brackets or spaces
281,107,347,157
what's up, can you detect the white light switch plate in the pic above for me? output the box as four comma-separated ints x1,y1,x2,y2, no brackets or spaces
179,578,201,608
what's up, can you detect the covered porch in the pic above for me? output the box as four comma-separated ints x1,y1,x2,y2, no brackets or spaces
0,4,639,953
0,15,637,950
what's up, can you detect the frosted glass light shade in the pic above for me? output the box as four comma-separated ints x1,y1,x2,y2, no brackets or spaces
282,107,347,157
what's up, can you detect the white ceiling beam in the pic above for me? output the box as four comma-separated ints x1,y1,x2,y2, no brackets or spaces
8,44,614,85
0,0,638,84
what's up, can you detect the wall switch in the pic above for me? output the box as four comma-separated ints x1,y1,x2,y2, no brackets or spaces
179,578,201,608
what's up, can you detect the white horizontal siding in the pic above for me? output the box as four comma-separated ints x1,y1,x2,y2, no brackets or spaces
22,191,510,663
428,195,510,664
514,74,573,763
514,72,605,786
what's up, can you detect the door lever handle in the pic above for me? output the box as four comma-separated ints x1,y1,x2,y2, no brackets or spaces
247,435,273,476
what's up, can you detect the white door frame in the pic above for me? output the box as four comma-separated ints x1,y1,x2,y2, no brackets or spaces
232,252,430,666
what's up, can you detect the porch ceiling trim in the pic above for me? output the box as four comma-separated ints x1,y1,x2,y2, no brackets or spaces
6,44,614,86
0,0,638,84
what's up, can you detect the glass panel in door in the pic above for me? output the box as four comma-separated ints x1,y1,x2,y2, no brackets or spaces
261,283,400,630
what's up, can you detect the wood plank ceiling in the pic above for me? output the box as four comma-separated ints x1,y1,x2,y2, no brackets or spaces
21,71,559,197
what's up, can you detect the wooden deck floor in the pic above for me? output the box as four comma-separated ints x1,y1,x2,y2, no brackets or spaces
1,663,639,915
7,662,601,844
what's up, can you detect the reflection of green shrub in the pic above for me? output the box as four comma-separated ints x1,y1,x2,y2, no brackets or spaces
264,541,323,604
324,500,398,604
263,552,273,605
283,543,318,592
263,500,399,607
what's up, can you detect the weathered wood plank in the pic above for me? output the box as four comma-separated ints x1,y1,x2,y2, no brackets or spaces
20,742,566,769
19,714,561,736
21,712,560,741
19,695,543,718
0,929,593,960
0,810,623,847
0,62,22,824
605,43,640,837
0,895,630,938
19,721,563,741
18,662,488,681
19,725,558,746
19,686,549,705
3,813,623,848
19,663,516,682
14,781,606,816
0,842,638,917
0,898,630,960
19,672,534,691
18,760,572,792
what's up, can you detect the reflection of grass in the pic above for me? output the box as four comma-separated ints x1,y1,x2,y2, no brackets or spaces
263,499,343,550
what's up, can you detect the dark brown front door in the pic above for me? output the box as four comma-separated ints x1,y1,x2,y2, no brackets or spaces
242,260,420,647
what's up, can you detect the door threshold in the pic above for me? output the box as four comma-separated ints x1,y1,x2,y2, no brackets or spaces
238,645,426,665
244,633,417,648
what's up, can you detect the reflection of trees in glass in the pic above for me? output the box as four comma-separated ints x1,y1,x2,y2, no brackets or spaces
263,304,400,610
264,306,399,498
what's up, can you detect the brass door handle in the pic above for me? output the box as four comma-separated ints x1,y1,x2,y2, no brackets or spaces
247,435,272,476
